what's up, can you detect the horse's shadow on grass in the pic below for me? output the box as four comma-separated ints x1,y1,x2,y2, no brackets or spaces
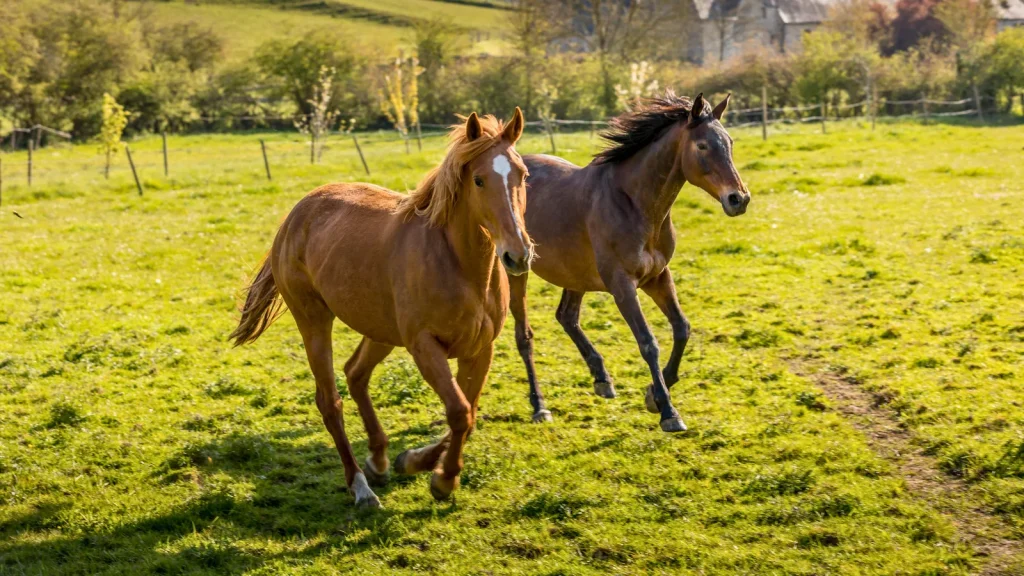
0,426,458,574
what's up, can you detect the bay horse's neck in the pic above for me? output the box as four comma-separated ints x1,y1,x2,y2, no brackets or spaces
445,194,499,293
606,122,687,227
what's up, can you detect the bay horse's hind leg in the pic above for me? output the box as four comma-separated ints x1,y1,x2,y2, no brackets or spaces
343,337,394,485
641,268,691,414
510,272,552,423
555,289,616,398
291,300,381,508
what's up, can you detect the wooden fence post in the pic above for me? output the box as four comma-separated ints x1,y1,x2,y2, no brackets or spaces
310,132,316,164
0,155,3,207
972,83,984,121
162,132,169,176
761,85,768,141
921,94,929,124
871,85,877,131
352,135,370,176
125,145,143,196
542,117,556,154
415,121,423,152
260,139,272,181
820,101,826,134
27,140,32,187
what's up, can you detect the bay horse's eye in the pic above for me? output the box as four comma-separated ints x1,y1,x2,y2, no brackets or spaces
474,175,484,187
696,142,709,151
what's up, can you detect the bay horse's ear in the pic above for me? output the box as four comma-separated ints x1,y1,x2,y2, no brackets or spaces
712,93,731,121
690,93,707,125
466,112,482,141
504,106,524,143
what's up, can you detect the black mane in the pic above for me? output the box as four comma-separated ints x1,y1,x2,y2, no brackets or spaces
594,91,706,165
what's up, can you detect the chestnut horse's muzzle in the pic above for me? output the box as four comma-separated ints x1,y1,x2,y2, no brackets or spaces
501,248,532,276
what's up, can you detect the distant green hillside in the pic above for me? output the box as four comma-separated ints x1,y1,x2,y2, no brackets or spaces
137,0,510,63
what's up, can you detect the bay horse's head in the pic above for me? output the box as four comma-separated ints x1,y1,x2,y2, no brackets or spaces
680,93,750,217
461,108,533,275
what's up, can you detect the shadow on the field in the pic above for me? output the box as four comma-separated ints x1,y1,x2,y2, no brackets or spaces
0,425,457,574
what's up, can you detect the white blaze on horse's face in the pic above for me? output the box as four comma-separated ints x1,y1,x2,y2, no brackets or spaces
492,153,524,242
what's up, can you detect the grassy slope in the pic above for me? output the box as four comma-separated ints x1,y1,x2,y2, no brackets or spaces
0,120,1022,574
136,0,507,62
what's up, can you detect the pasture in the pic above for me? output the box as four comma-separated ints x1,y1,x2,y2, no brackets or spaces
1,119,1023,575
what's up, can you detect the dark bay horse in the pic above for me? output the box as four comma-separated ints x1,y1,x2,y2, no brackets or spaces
231,110,532,506
511,92,749,432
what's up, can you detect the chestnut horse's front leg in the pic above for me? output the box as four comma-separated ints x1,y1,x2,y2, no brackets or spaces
641,268,691,413
602,268,687,433
407,334,474,500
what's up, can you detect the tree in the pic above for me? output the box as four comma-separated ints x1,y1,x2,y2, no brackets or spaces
295,65,338,163
412,19,461,124
553,0,680,114
506,0,558,119
255,33,360,118
99,93,128,178
980,27,1024,112
379,55,423,154
890,0,947,53
794,32,859,105
935,0,996,113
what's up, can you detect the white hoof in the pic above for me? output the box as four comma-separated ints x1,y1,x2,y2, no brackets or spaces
351,472,382,508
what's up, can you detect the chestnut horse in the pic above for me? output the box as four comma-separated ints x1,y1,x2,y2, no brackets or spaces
230,110,532,507
511,92,749,432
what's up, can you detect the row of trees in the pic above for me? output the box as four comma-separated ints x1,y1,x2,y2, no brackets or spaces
1,0,1022,146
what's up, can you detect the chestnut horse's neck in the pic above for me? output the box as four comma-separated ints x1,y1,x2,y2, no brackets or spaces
604,122,688,226
444,191,500,293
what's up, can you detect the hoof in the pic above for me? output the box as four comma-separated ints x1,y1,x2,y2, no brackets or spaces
393,450,410,475
351,472,382,509
364,456,390,487
532,409,553,423
644,385,659,414
660,416,688,433
593,380,617,399
429,472,459,501
355,492,382,509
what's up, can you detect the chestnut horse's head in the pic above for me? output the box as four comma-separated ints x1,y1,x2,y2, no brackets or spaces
679,93,750,217
399,108,533,275
462,109,533,275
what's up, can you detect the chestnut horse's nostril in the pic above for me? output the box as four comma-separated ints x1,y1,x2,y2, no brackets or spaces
502,252,516,270
727,192,742,207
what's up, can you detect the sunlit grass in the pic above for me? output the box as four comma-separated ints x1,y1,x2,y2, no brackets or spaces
1,118,1023,574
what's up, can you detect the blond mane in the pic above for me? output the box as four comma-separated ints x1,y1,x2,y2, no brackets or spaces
396,114,507,227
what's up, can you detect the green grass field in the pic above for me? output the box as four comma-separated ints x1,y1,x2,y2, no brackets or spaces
136,0,509,61
1,119,1023,575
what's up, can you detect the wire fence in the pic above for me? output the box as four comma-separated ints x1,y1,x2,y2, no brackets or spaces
0,92,1010,201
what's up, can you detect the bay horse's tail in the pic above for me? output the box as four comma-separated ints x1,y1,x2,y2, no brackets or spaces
230,256,285,347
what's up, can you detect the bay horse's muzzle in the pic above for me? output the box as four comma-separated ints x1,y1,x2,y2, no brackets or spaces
723,191,750,217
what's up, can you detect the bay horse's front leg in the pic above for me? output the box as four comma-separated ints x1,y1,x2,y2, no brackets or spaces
510,272,552,423
556,289,616,399
640,268,691,413
407,334,473,500
603,270,687,433
293,310,381,508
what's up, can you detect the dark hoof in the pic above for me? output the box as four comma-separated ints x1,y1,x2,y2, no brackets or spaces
532,409,553,423
429,472,458,501
364,456,390,486
393,450,410,475
660,416,687,433
644,384,659,414
593,380,616,399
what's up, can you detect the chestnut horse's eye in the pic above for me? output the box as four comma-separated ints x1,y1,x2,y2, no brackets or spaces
474,175,484,187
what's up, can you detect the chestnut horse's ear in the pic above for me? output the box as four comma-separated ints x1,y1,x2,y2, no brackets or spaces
712,93,731,121
466,112,482,141
504,106,524,143
690,93,707,124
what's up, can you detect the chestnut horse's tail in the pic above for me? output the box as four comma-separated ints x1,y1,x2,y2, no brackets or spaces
230,256,285,347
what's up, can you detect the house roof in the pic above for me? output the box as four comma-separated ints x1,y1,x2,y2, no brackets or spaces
997,0,1024,20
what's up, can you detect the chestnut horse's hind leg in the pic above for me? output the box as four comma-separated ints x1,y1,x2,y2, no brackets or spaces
555,289,616,399
603,270,687,433
292,304,381,508
406,334,475,501
641,269,691,414
343,337,394,485
510,272,552,423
